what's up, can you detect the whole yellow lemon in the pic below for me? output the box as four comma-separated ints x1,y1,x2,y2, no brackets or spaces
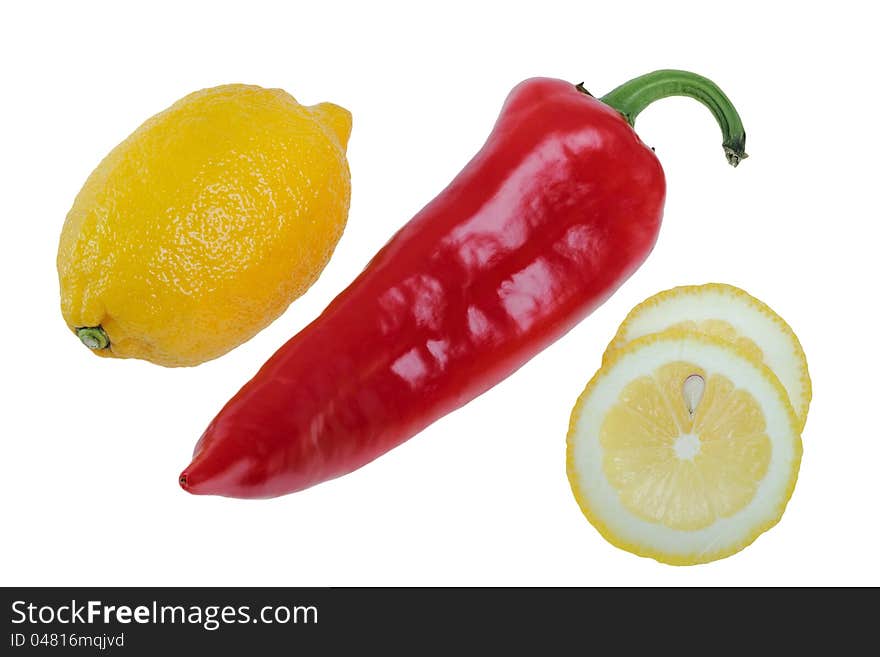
57,85,351,366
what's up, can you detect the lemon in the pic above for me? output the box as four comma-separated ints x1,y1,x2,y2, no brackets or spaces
604,284,811,430
568,331,802,565
57,84,351,367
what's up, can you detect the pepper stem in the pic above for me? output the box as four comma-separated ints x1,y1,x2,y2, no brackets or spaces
77,326,110,350
599,70,748,167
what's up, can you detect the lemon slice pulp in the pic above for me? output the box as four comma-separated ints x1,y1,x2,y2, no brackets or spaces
604,284,811,430
568,331,802,565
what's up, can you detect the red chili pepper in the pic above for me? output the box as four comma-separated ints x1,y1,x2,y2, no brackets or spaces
179,70,746,499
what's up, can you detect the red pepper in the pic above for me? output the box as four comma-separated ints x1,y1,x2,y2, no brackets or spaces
180,70,746,499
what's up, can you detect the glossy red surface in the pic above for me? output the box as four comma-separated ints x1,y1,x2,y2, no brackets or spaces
180,78,666,498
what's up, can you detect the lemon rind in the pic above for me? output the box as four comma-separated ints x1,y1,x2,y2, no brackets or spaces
567,329,803,566
603,283,811,431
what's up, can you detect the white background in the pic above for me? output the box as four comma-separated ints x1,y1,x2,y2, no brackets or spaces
1,1,877,586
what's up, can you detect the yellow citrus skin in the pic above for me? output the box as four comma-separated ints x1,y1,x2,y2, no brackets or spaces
57,84,351,367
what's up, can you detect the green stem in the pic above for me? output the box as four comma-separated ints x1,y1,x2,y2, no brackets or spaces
598,70,748,167
77,326,110,350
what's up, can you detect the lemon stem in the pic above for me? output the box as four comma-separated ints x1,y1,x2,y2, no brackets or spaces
77,326,110,350
598,69,748,167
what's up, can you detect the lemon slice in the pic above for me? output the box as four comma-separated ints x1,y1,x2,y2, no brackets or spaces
604,284,811,430
568,331,802,565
